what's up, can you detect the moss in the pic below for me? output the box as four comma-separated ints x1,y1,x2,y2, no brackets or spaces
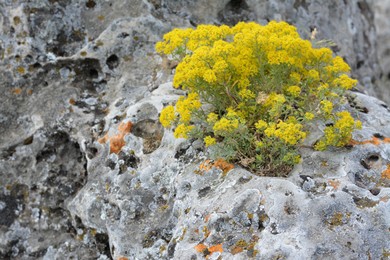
13,16,21,25
16,66,25,74
159,245,166,253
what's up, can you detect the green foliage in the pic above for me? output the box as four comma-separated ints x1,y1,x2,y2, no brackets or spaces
156,21,362,176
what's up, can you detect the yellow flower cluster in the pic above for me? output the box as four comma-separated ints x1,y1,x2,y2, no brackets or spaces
255,120,268,130
175,93,202,123
332,74,358,90
320,100,333,117
264,121,307,145
213,118,239,134
156,21,362,175
315,111,362,150
204,136,216,147
159,105,175,127
159,93,201,138
286,85,301,97
174,124,194,139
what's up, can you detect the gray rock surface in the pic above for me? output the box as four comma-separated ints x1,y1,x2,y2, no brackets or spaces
0,0,389,259
373,0,390,104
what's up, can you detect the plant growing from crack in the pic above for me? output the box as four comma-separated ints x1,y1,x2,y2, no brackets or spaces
156,21,361,176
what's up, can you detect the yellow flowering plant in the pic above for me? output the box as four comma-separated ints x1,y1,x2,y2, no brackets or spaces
157,21,361,176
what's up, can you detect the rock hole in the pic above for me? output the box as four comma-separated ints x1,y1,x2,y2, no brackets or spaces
360,153,381,170
369,188,380,196
358,106,369,113
86,0,96,8
367,154,379,162
119,151,139,169
86,146,98,159
218,0,251,25
23,136,34,145
117,32,130,39
105,159,116,170
32,62,42,68
356,60,364,69
89,68,98,79
228,0,248,10
106,54,119,70
95,233,111,257
198,186,211,198
373,133,385,140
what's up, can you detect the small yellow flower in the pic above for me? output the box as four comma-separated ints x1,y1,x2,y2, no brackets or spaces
213,118,239,134
159,105,175,127
174,124,194,139
304,112,315,120
332,74,358,90
255,141,264,148
307,69,319,80
176,93,202,123
207,112,219,124
203,69,217,83
204,136,216,147
238,89,255,99
255,120,268,131
289,72,301,83
265,121,306,145
320,100,333,116
286,85,301,97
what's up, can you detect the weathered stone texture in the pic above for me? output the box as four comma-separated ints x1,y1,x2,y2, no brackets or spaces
0,0,389,259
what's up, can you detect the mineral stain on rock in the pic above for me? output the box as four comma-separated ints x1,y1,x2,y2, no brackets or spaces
99,121,133,154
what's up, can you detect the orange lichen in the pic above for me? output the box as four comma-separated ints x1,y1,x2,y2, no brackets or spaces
197,158,234,175
214,158,234,174
12,88,22,95
350,136,390,146
27,89,33,95
195,243,207,253
208,244,223,254
117,257,128,260
328,179,340,190
69,98,76,105
195,243,223,258
199,159,213,172
381,165,390,179
98,121,133,154
204,214,211,222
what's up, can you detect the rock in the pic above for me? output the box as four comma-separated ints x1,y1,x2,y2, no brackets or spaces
373,0,390,104
0,0,389,259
